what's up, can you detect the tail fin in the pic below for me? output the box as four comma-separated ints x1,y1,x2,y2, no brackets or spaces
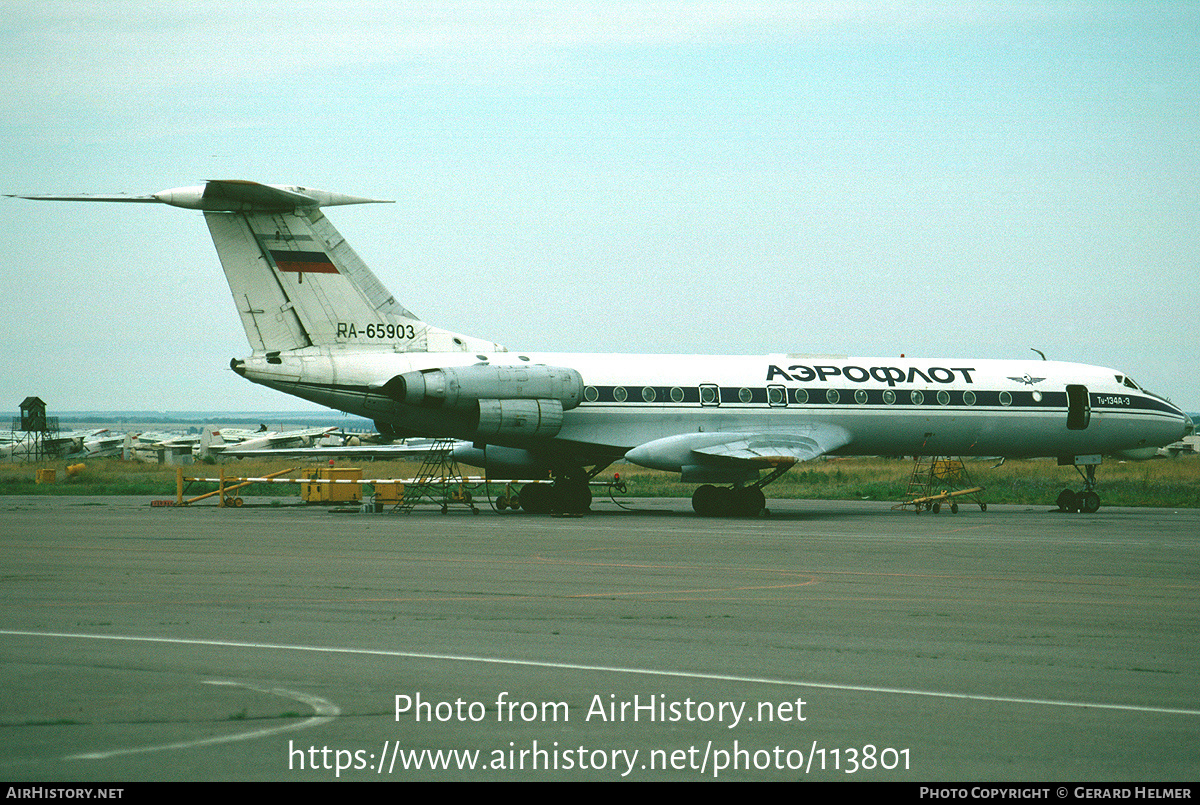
206,207,428,352
198,426,224,459
15,180,503,355
207,207,502,355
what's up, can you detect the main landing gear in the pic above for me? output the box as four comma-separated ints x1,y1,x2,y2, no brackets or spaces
517,467,598,515
690,462,792,518
1055,455,1102,514
691,484,765,518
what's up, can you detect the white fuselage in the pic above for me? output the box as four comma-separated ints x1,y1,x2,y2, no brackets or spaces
234,348,1192,467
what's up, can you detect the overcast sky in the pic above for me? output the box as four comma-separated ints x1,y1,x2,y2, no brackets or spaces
2,1,1197,413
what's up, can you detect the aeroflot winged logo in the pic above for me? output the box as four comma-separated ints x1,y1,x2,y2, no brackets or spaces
1008,373,1047,385
766,364,976,386
269,249,338,274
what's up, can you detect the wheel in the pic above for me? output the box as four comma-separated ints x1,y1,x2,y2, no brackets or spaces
711,486,733,516
731,487,765,517
692,485,719,516
932,502,941,514
1079,491,1100,513
980,503,987,512
555,477,592,514
1056,489,1079,513
950,502,959,514
519,483,553,514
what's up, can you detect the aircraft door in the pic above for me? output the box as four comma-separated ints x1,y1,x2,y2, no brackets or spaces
1066,385,1090,430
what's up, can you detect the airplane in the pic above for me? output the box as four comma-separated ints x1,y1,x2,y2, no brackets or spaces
77,429,125,458
215,437,467,460
14,180,1194,515
198,424,338,457
2,428,115,460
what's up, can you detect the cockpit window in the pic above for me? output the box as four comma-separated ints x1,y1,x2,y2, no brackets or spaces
1122,376,1141,390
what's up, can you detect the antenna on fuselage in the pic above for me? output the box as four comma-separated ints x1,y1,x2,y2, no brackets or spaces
1030,348,1047,361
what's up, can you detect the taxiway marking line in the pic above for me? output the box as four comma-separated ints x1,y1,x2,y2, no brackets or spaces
65,679,340,761
5,629,1198,718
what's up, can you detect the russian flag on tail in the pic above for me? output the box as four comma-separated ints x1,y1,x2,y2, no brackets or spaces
270,250,338,274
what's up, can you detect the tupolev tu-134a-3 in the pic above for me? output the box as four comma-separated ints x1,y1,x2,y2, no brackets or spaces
15,181,1193,515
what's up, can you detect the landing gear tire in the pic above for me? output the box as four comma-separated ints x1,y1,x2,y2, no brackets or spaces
692,485,719,516
555,477,592,514
731,487,765,518
692,485,764,517
711,486,733,516
1079,491,1100,513
1056,489,1080,513
519,482,554,514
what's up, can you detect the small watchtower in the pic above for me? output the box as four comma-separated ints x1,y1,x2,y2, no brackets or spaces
9,397,60,462
20,397,47,431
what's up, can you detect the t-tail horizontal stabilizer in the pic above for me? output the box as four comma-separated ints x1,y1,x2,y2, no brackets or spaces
10,179,392,211
12,178,503,358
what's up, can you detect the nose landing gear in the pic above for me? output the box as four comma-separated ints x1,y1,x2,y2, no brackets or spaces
1056,455,1102,513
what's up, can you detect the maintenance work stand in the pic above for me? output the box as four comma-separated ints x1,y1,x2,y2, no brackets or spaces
892,456,987,514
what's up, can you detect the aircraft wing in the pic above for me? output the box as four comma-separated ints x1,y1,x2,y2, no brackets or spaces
691,426,854,465
626,423,853,474
270,426,338,443
218,443,459,459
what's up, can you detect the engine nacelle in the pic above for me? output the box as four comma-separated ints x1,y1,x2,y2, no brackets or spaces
476,398,564,438
384,364,585,411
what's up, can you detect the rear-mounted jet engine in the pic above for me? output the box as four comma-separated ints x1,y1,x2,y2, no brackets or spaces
380,364,585,439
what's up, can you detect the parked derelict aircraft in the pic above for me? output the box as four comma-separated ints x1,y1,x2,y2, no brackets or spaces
198,425,338,458
16,181,1193,515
